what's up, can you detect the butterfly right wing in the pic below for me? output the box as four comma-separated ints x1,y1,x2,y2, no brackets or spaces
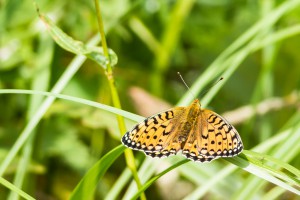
201,109,243,158
182,109,243,163
121,107,185,158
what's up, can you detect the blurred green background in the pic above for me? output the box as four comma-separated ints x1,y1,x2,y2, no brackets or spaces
1,0,300,199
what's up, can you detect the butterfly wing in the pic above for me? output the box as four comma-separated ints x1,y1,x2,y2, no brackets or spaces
182,109,243,163
121,107,186,158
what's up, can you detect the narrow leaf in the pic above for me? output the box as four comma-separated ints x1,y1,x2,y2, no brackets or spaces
37,8,117,68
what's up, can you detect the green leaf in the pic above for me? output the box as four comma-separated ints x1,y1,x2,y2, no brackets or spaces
37,9,117,68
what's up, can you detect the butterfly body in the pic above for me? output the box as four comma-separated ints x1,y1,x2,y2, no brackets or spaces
122,99,243,163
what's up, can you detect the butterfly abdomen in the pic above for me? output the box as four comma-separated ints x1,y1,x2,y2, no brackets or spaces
177,102,201,145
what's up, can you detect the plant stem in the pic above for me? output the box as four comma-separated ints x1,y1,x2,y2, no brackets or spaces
94,1,146,199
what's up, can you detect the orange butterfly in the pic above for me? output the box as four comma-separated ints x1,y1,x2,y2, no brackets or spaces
122,99,243,163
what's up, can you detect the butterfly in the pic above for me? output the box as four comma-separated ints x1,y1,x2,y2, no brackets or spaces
121,99,243,163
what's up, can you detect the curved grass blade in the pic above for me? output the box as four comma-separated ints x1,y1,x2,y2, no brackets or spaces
69,145,126,200
243,150,300,185
0,89,143,122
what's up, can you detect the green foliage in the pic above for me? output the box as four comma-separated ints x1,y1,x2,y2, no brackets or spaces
1,0,300,199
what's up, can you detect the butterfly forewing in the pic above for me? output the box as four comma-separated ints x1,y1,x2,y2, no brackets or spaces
121,99,243,163
121,107,185,155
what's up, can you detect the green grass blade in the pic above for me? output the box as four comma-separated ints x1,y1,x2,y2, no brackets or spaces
0,89,143,122
69,145,126,200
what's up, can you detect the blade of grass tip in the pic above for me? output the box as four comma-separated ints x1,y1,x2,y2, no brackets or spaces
129,159,190,200
0,177,35,200
69,145,126,200
227,157,300,195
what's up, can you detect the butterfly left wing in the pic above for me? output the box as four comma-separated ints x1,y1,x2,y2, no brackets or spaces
121,107,185,158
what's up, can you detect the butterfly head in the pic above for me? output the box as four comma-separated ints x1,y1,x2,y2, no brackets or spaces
192,99,201,107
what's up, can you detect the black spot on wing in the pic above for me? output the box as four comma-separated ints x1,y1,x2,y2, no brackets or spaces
208,115,218,123
218,122,226,130
161,124,167,128
158,114,163,121
202,134,208,139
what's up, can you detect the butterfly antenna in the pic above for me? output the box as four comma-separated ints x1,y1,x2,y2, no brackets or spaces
177,72,196,99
